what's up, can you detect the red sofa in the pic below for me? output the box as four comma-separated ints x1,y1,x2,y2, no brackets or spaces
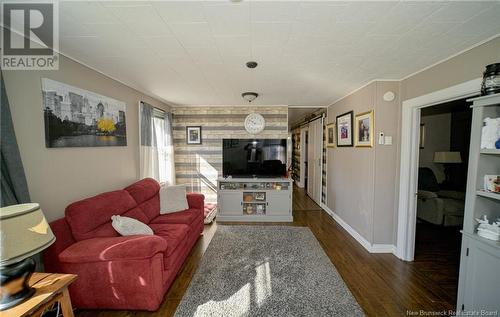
43,178,204,311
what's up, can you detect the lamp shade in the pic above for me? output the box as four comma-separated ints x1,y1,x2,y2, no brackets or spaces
0,203,55,266
433,151,462,164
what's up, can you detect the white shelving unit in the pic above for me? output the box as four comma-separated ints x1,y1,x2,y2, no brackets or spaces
217,177,293,222
456,93,500,312
480,149,500,155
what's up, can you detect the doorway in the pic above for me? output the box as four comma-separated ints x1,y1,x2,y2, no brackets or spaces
396,78,482,262
307,117,323,205
413,98,473,307
288,107,325,206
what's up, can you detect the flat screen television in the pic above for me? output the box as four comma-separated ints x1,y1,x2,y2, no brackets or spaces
222,139,287,178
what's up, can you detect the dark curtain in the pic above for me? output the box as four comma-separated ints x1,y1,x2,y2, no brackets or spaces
0,73,31,206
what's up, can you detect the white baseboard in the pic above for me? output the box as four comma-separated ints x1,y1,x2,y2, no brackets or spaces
370,244,397,254
320,203,396,255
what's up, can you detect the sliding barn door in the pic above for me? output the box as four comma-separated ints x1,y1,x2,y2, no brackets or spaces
307,118,323,204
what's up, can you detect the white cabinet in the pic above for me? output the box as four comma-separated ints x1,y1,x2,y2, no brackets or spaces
266,191,291,216
218,191,243,216
217,178,293,222
459,235,500,312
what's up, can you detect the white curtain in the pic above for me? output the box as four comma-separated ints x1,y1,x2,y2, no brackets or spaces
139,102,176,185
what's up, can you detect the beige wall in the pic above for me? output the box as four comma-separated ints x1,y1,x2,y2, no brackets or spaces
401,37,500,100
326,36,500,247
419,113,452,183
326,81,400,244
2,55,170,221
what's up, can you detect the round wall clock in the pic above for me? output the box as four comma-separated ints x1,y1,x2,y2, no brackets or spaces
244,113,266,134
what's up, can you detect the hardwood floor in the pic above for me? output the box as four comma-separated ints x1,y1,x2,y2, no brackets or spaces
413,221,461,307
76,187,459,317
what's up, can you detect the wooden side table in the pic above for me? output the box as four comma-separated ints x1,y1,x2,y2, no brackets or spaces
1,273,77,317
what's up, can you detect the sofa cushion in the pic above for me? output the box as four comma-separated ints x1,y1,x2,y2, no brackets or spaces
59,235,168,263
124,178,160,205
136,195,161,222
160,184,189,214
66,190,138,241
442,198,465,214
111,215,153,236
150,208,200,225
149,223,189,257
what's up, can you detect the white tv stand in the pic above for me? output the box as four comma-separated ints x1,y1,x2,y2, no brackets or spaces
217,177,293,222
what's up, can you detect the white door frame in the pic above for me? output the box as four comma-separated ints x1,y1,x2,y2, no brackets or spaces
395,78,481,261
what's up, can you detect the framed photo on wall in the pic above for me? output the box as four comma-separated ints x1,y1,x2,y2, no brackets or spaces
336,111,353,147
326,122,335,148
186,126,202,144
41,78,127,148
354,110,374,147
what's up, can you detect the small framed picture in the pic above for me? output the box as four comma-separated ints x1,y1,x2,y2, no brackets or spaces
336,111,353,147
419,124,425,149
326,123,335,148
186,126,202,144
354,110,374,147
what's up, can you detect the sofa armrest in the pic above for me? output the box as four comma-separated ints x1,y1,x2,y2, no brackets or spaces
187,193,205,211
437,190,465,201
417,190,438,200
59,235,167,263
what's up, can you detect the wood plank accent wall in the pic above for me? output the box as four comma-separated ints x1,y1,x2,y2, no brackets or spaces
172,106,288,202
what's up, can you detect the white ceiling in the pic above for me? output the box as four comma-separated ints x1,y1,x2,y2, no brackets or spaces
54,1,500,106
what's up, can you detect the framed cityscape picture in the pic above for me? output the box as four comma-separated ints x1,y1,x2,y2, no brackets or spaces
355,110,374,147
336,111,353,147
42,78,127,148
186,126,202,144
326,122,335,148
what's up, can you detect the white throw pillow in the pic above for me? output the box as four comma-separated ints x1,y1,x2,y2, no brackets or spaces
160,184,189,214
111,215,153,236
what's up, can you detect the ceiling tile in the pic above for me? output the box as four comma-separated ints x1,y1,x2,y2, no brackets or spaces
153,2,206,24
141,36,186,56
203,2,250,36
250,1,299,23
251,22,291,47
61,2,117,24
298,3,347,24
337,2,398,23
214,36,251,57
104,2,161,24
125,20,173,37
427,2,496,23
169,22,213,46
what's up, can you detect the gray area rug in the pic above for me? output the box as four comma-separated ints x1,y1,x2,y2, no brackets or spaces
174,225,364,317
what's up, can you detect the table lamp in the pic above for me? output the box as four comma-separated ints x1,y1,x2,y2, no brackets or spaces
433,151,462,185
0,203,55,310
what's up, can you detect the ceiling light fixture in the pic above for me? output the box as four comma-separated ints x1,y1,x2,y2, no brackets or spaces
246,61,258,69
242,92,258,103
